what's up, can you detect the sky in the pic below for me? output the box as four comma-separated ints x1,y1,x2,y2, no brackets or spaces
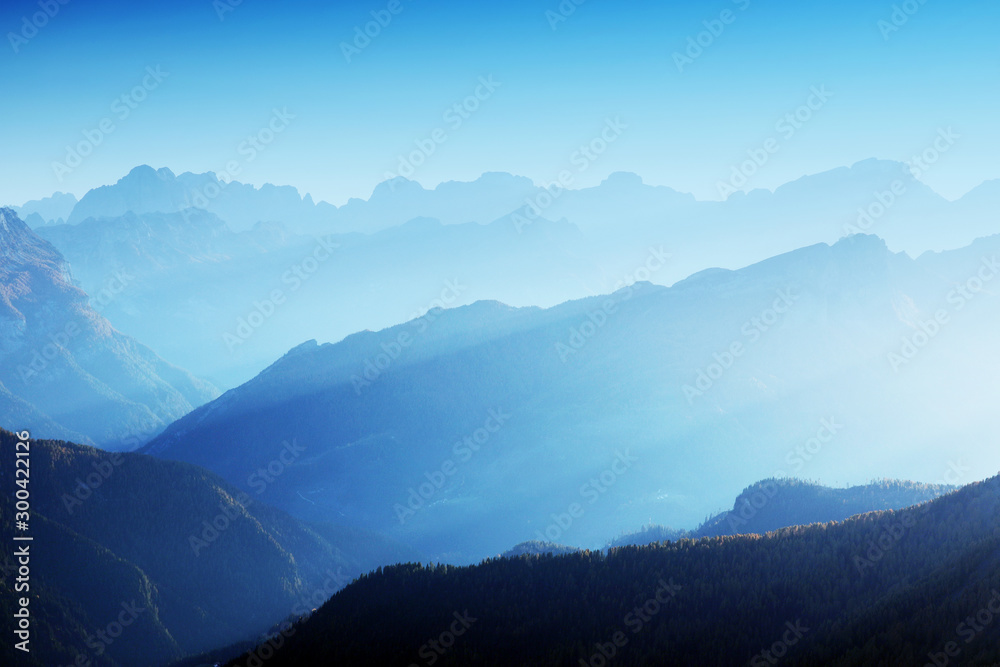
1,0,997,206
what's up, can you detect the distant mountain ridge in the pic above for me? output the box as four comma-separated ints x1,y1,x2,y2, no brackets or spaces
609,478,957,547
9,191,77,226
29,160,1000,388
55,160,1000,258
500,540,581,558
38,206,600,388
66,165,335,231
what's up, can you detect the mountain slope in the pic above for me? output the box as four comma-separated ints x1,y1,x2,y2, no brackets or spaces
221,474,1000,666
0,429,420,667
0,208,218,448
146,233,1000,560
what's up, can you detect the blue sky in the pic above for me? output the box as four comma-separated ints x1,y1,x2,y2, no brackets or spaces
1,0,997,205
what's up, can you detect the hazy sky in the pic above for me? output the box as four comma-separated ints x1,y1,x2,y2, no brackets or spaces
2,0,997,205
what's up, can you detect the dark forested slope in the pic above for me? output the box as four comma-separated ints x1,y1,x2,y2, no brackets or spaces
0,430,419,667
225,474,1000,666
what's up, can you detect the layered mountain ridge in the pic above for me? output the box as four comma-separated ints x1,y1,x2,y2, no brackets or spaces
145,232,1000,560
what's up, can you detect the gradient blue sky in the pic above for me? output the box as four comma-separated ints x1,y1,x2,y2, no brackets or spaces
2,0,997,206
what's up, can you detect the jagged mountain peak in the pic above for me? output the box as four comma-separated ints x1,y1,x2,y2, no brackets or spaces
0,209,217,448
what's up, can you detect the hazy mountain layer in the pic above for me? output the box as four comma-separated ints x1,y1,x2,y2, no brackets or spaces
39,208,600,388
9,191,77,226
0,209,219,448
39,162,1000,389
145,234,1000,561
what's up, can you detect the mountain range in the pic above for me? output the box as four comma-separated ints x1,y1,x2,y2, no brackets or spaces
34,204,599,388
144,232,1000,561
4,160,1000,665
30,161,1000,259
22,161,1000,389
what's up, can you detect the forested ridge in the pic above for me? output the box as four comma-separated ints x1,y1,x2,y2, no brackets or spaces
226,474,1000,666
0,429,419,667
611,477,957,547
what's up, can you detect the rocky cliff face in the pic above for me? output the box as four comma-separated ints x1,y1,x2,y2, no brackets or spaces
0,208,217,449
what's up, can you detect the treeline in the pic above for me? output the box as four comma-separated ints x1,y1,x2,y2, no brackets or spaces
226,474,1000,666
610,477,955,548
